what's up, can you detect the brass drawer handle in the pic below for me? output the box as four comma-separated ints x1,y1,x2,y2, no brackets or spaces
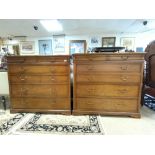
87,88,96,95
51,78,55,81
20,69,26,74
88,58,93,61
117,89,128,94
120,65,128,70
87,77,93,81
51,69,56,73
87,66,94,70
121,56,128,60
20,88,28,92
50,100,57,104
120,76,128,81
20,76,27,81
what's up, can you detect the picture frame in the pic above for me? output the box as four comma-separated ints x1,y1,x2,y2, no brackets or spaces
120,37,135,51
90,36,100,47
69,40,87,55
102,37,116,47
20,41,35,54
38,40,52,55
53,35,65,55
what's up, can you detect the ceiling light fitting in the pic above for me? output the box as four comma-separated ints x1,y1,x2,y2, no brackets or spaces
40,20,63,32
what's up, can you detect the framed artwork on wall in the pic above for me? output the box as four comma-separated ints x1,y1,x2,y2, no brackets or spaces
90,36,100,48
102,37,116,47
20,41,35,54
69,40,87,55
120,37,135,51
53,35,65,55
38,40,52,55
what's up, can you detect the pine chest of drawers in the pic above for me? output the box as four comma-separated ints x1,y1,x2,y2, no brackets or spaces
73,53,144,118
7,56,71,114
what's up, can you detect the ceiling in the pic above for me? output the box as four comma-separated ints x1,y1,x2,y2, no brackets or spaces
0,19,155,38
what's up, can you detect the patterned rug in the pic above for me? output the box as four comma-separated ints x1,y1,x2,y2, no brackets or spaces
0,111,27,135
0,112,104,135
144,94,155,111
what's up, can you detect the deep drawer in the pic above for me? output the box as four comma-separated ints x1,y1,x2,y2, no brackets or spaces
76,84,139,97
11,98,70,109
76,63,141,73
76,73,141,83
10,84,70,97
75,98,138,112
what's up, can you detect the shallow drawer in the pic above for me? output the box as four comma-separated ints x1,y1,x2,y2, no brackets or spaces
76,84,139,97
9,75,69,84
73,54,144,61
76,74,141,83
10,84,69,97
11,98,70,109
76,63,141,73
75,98,138,112
8,65,69,75
7,56,70,64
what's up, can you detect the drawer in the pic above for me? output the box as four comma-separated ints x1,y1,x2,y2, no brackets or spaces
9,75,69,84
75,98,138,112
76,74,141,83
73,54,144,61
76,84,139,97
76,63,141,73
10,84,69,97
7,56,70,64
11,98,70,109
8,65,69,75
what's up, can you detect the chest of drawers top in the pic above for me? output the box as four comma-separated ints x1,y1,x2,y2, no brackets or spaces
7,55,70,64
73,53,145,62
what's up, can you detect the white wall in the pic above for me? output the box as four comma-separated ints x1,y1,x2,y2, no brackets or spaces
23,32,155,55
0,72,9,95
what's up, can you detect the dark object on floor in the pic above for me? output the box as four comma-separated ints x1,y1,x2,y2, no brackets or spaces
0,96,6,110
144,94,155,111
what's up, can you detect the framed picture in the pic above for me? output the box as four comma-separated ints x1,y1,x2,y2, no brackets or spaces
69,40,87,55
102,37,116,47
90,36,100,47
120,37,135,50
39,40,52,55
20,41,35,54
53,35,65,55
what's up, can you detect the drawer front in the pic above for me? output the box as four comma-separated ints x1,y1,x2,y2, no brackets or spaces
73,54,144,61
76,74,141,83
10,84,69,97
76,84,139,97
7,56,70,64
75,98,138,112
11,98,70,109
9,75,69,84
76,64,141,73
8,65,69,74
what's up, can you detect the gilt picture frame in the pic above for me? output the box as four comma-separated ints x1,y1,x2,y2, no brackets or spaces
20,41,35,54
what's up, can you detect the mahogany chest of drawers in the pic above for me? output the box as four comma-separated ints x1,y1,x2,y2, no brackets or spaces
7,56,71,114
73,53,145,118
